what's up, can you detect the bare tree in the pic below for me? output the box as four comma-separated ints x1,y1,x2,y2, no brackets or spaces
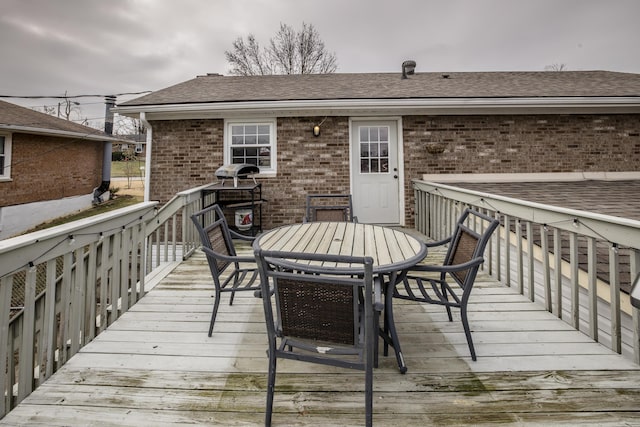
226,23,337,75
544,63,568,71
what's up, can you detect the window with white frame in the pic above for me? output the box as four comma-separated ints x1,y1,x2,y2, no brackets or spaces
0,133,11,180
225,119,276,173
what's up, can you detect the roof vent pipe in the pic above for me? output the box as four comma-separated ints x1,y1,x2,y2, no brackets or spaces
402,60,416,79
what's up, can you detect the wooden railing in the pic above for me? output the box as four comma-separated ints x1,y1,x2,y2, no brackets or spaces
413,180,640,366
0,183,215,418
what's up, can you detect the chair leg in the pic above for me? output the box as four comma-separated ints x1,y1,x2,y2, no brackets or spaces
265,351,277,427
441,284,454,321
208,289,222,337
365,355,373,427
460,307,477,361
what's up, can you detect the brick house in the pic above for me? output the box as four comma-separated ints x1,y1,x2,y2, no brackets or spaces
0,100,127,239
116,70,640,229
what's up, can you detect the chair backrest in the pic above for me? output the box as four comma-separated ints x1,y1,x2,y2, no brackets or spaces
255,250,374,351
306,194,355,222
191,204,236,276
443,209,500,289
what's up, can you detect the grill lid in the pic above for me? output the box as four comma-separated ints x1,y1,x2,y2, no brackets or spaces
215,163,260,179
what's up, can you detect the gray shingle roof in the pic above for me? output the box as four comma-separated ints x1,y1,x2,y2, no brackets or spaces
0,99,113,138
121,71,640,107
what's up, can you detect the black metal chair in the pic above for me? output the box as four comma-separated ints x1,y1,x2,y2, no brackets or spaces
392,208,499,361
254,249,381,427
304,194,358,222
191,204,260,337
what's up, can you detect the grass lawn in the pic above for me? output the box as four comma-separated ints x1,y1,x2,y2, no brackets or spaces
111,160,145,178
24,195,142,234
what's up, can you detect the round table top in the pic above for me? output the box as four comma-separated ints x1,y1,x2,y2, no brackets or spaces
253,221,427,274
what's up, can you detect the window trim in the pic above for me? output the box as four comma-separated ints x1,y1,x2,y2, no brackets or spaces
0,132,12,181
224,118,277,175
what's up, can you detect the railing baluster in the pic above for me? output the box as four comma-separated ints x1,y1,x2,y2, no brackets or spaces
42,260,57,381
609,243,621,354
17,266,36,402
541,225,551,312
587,237,598,341
504,214,511,287
516,219,524,293
527,221,534,302
554,228,562,318
570,232,580,330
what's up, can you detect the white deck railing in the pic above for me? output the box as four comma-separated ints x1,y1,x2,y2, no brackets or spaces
0,184,216,418
413,179,640,366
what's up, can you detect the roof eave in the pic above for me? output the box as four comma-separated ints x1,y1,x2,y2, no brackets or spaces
0,124,131,143
114,97,640,120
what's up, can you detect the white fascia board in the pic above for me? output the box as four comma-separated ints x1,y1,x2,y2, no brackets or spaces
0,124,130,143
114,97,640,120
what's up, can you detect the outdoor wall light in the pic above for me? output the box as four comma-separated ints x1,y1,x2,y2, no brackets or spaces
312,125,321,137
402,60,416,79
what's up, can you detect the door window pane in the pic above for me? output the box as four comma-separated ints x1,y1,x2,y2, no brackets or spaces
359,126,390,174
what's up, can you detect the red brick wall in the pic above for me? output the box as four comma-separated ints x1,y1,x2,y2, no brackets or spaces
401,114,640,225
148,114,640,229
148,119,223,200
1,133,103,207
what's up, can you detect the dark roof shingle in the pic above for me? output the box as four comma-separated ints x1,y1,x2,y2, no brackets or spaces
121,71,640,107
0,99,106,135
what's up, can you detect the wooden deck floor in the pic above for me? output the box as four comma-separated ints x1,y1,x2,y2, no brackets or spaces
2,247,640,426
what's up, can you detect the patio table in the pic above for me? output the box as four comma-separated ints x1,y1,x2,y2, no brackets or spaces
253,221,428,373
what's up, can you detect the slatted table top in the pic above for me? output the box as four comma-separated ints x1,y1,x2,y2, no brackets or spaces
254,221,427,273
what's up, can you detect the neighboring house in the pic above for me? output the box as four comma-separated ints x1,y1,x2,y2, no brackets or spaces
0,100,128,239
116,69,640,229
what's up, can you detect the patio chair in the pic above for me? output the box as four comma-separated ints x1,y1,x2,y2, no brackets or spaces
304,194,358,222
392,208,499,361
255,249,381,427
191,204,260,337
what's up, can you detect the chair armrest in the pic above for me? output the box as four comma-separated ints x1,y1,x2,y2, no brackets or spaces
228,229,256,241
201,246,256,264
408,256,484,274
425,236,452,248
373,277,384,312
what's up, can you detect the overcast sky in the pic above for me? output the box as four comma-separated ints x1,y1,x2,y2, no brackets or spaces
2,0,639,128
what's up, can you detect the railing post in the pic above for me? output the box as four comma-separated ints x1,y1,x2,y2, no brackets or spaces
570,232,580,330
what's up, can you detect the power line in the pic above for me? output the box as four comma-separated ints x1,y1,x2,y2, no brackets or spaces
0,91,152,99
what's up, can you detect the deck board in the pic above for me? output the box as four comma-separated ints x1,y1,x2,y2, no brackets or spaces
2,248,640,426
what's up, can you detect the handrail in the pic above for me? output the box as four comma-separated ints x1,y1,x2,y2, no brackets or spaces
413,179,640,366
0,182,215,419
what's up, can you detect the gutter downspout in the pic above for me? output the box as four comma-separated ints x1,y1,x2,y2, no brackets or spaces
93,96,117,204
140,112,152,202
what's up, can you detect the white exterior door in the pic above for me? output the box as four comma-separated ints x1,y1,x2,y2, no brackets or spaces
351,120,401,224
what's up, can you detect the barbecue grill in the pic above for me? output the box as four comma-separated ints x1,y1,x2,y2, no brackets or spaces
215,163,260,187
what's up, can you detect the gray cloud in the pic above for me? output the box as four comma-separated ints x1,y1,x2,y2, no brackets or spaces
2,0,639,126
